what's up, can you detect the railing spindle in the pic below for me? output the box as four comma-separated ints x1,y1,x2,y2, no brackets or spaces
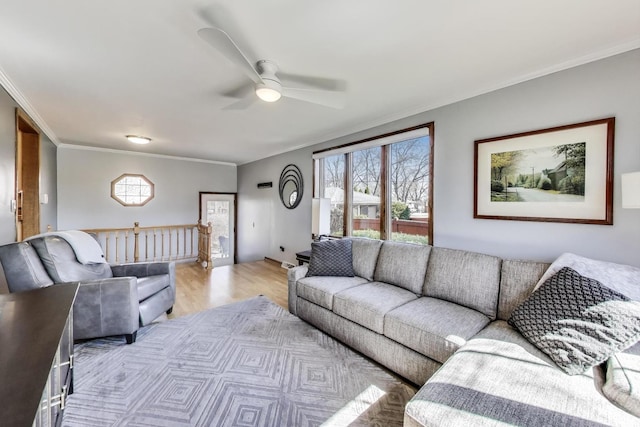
161,230,165,261
133,222,140,263
115,233,120,264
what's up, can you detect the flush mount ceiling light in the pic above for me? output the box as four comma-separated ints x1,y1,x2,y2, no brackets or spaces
126,135,151,144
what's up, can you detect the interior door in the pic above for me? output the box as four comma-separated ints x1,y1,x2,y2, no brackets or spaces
16,111,40,241
200,193,236,267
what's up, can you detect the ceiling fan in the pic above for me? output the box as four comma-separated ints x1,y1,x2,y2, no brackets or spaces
197,26,346,109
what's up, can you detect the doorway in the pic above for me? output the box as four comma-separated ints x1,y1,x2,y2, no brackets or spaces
15,109,40,241
200,192,237,267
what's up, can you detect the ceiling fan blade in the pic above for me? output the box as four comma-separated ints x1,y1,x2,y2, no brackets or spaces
222,95,257,110
279,72,347,92
197,27,263,84
281,87,346,109
221,84,254,99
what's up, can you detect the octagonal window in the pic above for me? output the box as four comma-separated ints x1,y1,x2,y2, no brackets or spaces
111,174,154,206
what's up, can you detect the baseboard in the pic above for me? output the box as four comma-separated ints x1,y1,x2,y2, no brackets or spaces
264,257,296,269
264,257,281,266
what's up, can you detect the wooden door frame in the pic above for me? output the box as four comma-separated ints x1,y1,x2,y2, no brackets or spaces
199,192,238,265
15,108,41,241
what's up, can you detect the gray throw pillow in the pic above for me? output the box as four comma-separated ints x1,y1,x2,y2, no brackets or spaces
306,239,354,277
508,267,640,375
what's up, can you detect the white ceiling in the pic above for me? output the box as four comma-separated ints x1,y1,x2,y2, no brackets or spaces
1,1,639,165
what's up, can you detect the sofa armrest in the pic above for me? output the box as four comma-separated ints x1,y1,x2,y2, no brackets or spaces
111,261,176,290
72,277,139,340
287,265,308,316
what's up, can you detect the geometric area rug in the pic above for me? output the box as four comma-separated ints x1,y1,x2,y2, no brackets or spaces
62,296,416,426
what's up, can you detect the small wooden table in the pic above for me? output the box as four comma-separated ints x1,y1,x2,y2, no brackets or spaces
295,250,311,265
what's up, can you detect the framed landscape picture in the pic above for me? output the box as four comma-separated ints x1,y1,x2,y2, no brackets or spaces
474,117,614,224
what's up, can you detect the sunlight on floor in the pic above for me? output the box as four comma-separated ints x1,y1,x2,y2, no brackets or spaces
320,385,386,426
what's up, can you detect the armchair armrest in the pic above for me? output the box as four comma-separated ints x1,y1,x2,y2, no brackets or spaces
111,261,173,277
72,277,139,340
287,265,308,316
111,261,176,291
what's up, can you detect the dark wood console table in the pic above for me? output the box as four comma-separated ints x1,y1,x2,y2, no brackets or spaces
0,283,78,427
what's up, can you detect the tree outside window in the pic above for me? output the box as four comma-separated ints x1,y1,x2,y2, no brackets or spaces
315,124,433,245
389,136,430,244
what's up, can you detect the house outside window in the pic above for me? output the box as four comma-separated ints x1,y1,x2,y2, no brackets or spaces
313,123,433,245
321,154,345,236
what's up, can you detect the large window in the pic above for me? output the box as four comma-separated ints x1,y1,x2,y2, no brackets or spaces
390,136,431,244
322,154,345,236
314,123,433,245
351,147,381,239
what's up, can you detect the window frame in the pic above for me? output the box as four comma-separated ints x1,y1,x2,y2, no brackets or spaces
110,173,155,207
313,123,434,243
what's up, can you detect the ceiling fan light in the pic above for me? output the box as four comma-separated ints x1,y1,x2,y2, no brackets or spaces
126,135,151,144
255,85,281,102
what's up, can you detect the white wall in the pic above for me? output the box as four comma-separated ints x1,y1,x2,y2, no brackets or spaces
0,87,18,244
57,147,236,229
237,150,311,264
238,49,640,267
40,136,57,232
0,86,58,244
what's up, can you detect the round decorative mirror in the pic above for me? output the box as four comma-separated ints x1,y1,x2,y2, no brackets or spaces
279,164,303,209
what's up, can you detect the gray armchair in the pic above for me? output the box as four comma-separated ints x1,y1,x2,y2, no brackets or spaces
0,234,175,344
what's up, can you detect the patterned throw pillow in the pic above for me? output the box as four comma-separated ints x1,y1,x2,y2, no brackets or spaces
508,267,640,375
305,239,355,277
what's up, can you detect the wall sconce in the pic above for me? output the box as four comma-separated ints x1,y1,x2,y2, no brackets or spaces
312,198,331,240
622,172,640,209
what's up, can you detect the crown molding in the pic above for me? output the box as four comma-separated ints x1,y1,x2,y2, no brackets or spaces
3,38,639,165
0,65,61,145
58,143,237,166
247,38,640,165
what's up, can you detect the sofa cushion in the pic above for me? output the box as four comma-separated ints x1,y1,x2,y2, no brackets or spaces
405,321,638,427
424,247,501,320
28,236,113,283
333,282,418,334
497,259,549,321
373,241,431,295
296,276,368,310
137,274,171,301
385,297,490,363
602,342,640,416
297,298,441,387
348,237,382,281
306,239,355,277
508,267,640,375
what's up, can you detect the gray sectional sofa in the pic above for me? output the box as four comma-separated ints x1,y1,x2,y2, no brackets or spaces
287,238,639,426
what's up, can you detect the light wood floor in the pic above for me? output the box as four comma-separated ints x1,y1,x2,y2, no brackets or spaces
168,259,289,319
